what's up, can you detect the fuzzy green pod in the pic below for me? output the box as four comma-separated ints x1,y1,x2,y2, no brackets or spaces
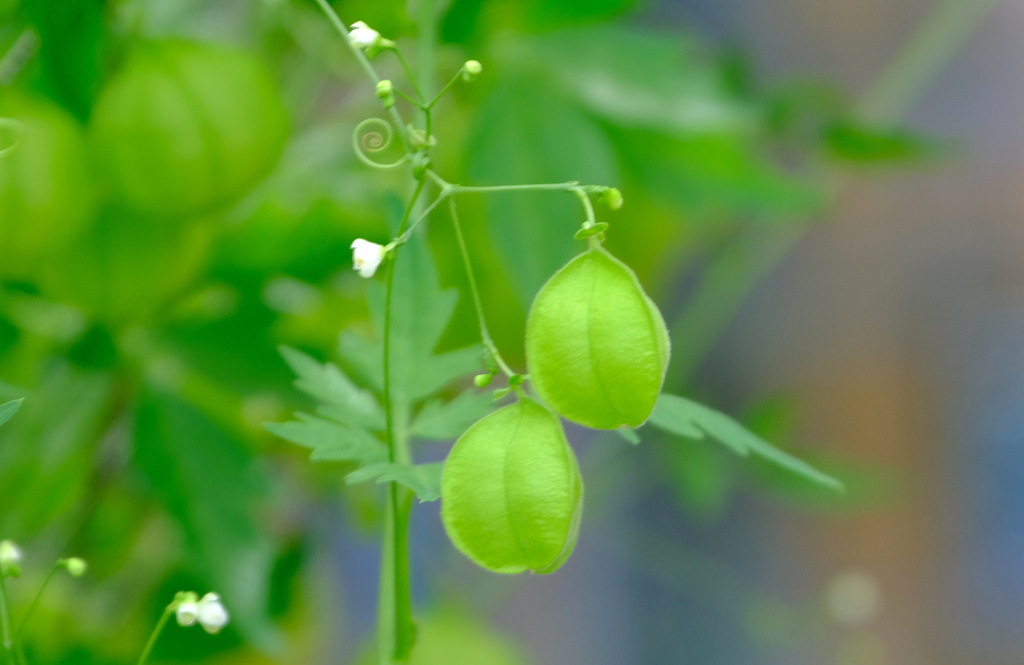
441,397,583,575
0,93,95,279
89,40,288,219
526,246,670,430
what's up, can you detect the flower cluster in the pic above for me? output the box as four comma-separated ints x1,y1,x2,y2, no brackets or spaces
175,591,230,635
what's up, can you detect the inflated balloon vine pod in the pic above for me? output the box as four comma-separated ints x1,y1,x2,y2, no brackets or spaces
268,3,844,663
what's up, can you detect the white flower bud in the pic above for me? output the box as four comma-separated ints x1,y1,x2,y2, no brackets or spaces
176,602,199,627
350,239,386,278
0,540,23,577
196,592,230,634
462,60,482,81
349,21,381,49
60,557,88,577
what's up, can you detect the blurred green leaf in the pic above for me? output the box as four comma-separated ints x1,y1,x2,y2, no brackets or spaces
411,389,494,439
0,365,114,536
346,461,445,502
825,120,941,164
527,26,753,133
134,389,280,651
265,413,387,464
25,0,106,120
649,393,844,491
0,397,21,427
467,76,619,303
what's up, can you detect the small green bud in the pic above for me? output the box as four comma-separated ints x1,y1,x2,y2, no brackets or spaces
60,557,87,577
508,373,524,388
407,126,436,150
376,80,395,109
600,187,623,210
574,222,609,241
0,539,23,578
474,373,493,388
411,150,432,180
462,60,483,82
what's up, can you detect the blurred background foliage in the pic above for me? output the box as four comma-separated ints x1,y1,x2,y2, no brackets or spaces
0,0,943,663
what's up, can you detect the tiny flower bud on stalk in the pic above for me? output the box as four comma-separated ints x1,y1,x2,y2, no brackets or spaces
462,60,483,81
60,557,87,577
0,539,22,577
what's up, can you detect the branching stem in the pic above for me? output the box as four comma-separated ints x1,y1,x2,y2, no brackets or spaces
448,198,517,378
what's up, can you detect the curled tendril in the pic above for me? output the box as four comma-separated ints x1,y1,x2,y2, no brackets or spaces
0,118,26,160
352,118,409,170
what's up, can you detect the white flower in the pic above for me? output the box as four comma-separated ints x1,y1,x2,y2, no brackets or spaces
348,21,380,48
196,592,230,634
351,238,386,278
176,599,199,627
0,540,23,577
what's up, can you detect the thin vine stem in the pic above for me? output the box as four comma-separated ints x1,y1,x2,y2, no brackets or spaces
448,198,516,378
312,0,413,153
425,67,466,109
0,576,16,665
135,607,172,665
391,47,426,106
14,563,58,640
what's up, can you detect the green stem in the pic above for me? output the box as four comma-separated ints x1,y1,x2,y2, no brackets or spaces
392,186,452,246
448,198,516,377
312,0,414,153
14,563,59,640
425,67,466,110
451,181,581,194
379,177,427,663
0,576,16,665
392,48,426,106
135,607,173,665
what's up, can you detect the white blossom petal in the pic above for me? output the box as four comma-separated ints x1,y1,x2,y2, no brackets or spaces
196,592,230,635
351,238,385,278
349,21,380,48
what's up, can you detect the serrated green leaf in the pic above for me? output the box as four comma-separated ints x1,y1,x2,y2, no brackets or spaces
340,238,485,406
265,414,387,464
135,389,281,651
650,394,843,491
649,394,712,444
346,461,445,502
0,398,22,427
411,390,495,440
279,346,383,430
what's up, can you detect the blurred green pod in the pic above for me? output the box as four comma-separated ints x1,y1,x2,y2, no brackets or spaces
0,93,95,279
39,207,213,324
441,397,583,575
89,40,288,219
526,246,670,430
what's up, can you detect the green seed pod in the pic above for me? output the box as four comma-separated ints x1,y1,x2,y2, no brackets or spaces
441,397,583,575
0,92,95,279
89,40,288,219
526,246,670,430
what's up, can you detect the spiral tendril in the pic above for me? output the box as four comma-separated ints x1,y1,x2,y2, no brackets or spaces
352,118,409,170
0,118,26,160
